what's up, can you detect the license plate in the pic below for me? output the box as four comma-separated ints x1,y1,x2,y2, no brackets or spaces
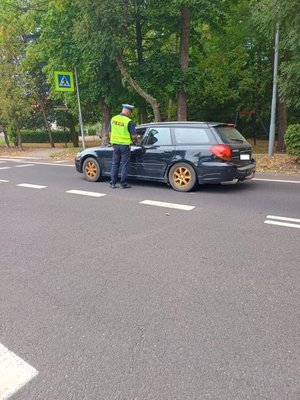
240,154,250,160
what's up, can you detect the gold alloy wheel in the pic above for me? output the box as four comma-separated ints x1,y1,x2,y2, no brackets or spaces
172,166,192,188
85,161,98,179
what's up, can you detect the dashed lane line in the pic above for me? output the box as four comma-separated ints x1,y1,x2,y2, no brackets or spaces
0,343,38,400
16,183,47,189
66,190,106,198
140,200,195,211
0,167,11,170
264,215,300,229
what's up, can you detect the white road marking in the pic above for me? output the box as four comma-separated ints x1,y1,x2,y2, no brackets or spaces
26,162,74,167
264,220,300,229
266,215,300,223
14,164,34,168
0,158,23,162
16,184,47,189
66,190,106,198
0,167,11,170
254,178,300,184
0,180,9,183
140,200,195,211
0,158,73,167
264,215,300,229
0,343,38,400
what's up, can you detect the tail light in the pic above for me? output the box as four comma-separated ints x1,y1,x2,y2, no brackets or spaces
211,145,232,161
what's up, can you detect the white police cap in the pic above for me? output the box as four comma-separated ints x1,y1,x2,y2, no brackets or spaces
122,104,134,111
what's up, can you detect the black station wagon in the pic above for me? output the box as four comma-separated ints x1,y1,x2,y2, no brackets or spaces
75,122,256,192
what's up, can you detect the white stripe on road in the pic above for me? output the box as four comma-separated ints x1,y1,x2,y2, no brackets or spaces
0,167,11,170
140,200,195,211
0,158,23,162
264,220,300,229
264,215,300,230
0,159,73,167
66,190,106,198
0,180,9,183
14,164,34,168
0,343,38,400
266,215,300,223
254,178,300,184
17,184,47,189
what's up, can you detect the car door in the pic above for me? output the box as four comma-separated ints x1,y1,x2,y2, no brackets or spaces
129,126,175,180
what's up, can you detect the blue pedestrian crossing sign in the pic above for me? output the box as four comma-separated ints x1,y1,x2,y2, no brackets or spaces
54,71,74,92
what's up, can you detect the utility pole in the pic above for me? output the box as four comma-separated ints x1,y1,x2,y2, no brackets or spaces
74,67,85,149
268,24,280,157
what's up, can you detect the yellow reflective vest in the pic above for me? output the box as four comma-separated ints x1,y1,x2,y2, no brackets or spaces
110,114,132,145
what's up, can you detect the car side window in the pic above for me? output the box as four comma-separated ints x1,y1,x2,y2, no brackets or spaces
136,128,147,144
173,127,213,144
145,127,172,146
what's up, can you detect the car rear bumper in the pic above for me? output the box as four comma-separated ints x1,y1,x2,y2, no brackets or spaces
198,161,256,183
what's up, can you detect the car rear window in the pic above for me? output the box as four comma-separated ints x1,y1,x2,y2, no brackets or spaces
173,127,214,144
214,126,248,144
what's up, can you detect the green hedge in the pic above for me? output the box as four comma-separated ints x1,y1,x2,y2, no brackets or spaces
20,130,72,143
285,124,300,159
87,128,97,136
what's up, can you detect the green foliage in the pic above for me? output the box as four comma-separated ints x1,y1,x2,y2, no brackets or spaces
284,124,300,159
0,0,299,133
251,0,300,110
86,128,97,136
19,130,72,143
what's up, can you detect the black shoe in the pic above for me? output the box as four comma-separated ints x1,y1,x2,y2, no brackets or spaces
110,183,118,189
120,184,131,189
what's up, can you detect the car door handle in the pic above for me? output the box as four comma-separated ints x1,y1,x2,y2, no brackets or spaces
164,150,172,153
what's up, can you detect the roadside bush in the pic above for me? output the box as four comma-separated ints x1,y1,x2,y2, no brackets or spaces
285,124,300,159
20,130,72,143
87,128,97,136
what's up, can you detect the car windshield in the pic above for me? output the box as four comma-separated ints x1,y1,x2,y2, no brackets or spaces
214,126,247,144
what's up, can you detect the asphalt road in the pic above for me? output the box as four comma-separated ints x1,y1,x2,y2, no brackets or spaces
0,158,299,400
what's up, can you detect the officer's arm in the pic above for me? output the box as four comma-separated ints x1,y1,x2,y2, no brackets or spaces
107,122,111,143
128,122,138,143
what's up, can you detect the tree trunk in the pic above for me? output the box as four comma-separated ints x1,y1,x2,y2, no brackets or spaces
2,125,10,147
134,7,148,123
177,6,190,121
16,124,22,150
135,6,144,65
68,114,79,147
277,100,287,152
100,101,111,145
138,105,148,124
116,55,161,122
40,101,55,148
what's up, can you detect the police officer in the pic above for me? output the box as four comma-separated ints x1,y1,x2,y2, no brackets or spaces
109,104,137,189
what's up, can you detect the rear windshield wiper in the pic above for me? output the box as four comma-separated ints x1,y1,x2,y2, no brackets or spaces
228,138,245,143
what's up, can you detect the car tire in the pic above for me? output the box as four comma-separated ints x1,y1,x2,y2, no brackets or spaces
168,162,197,192
83,157,101,182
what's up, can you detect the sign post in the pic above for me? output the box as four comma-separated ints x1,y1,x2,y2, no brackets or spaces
268,24,280,157
74,68,85,149
54,70,85,149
